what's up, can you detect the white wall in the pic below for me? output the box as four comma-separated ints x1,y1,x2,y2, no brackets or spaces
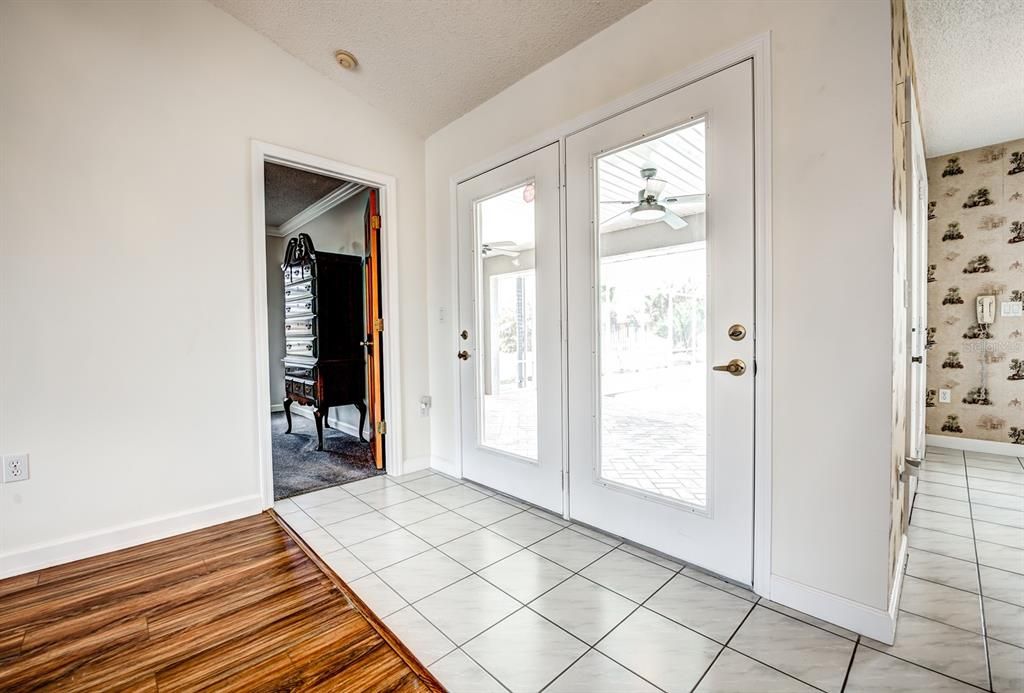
0,0,429,573
425,0,895,613
269,190,372,435
266,232,287,405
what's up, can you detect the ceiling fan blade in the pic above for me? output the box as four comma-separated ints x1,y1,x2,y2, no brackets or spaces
600,207,633,226
487,240,518,247
662,193,705,204
663,210,689,230
645,177,667,198
491,248,520,257
600,200,637,205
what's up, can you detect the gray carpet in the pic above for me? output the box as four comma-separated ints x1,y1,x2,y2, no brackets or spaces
272,412,383,500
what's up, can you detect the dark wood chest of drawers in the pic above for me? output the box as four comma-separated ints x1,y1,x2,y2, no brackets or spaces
281,233,366,451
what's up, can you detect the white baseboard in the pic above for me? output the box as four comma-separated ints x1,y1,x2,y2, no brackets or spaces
926,434,1024,457
0,494,263,580
270,403,284,413
399,456,433,476
429,455,459,479
289,404,366,441
769,539,906,645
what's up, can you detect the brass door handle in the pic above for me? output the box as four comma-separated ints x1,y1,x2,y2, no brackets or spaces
458,350,470,361
712,359,746,376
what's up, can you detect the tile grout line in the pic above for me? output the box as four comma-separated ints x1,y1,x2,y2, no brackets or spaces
856,637,996,692
907,536,1024,576
838,638,860,692
360,495,563,692
290,479,841,691
919,492,1024,514
903,568,1022,612
386,505,750,693
913,503,1024,536
868,453,998,691
961,449,995,693
887,606,1023,652
285,459,1018,691
916,488,1022,511
409,531,653,693
286,471,918,693
909,515,1024,550
685,604,754,693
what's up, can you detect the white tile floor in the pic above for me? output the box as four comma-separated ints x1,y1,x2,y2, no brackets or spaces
275,447,1024,692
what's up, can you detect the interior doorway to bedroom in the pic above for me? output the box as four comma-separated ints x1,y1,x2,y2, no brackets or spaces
263,162,387,500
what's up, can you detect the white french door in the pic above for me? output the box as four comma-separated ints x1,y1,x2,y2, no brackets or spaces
566,61,755,583
456,143,564,513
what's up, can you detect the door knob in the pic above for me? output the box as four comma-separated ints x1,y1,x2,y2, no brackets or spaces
712,359,746,376
360,339,373,348
458,350,470,361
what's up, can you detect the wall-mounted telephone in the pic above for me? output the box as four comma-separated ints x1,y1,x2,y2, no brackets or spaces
977,295,996,325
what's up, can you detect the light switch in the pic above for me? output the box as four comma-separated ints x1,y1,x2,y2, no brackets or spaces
1001,301,1022,317
939,389,951,403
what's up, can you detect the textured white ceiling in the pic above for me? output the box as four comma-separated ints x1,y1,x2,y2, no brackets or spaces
906,0,1024,156
210,0,650,136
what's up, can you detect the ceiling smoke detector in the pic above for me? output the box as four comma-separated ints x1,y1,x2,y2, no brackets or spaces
334,50,358,70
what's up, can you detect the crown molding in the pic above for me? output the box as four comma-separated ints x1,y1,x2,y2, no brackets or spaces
266,181,366,237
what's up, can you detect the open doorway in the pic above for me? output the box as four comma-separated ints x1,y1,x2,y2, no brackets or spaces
262,162,385,500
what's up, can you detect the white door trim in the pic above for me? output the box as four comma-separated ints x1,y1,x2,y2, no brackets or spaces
446,33,773,596
250,140,405,509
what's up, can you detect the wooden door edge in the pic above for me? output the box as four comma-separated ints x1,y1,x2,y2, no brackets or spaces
268,510,445,692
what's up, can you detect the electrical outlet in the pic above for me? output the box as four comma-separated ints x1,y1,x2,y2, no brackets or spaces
3,453,29,483
419,395,432,417
939,389,951,403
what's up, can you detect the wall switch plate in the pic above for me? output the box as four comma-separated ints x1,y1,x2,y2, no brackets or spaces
2,453,29,483
939,389,951,403
1001,301,1023,317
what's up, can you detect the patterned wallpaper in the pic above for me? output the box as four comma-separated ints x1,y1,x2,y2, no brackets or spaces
925,137,1024,445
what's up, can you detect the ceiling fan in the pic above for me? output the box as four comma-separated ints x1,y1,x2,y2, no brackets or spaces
603,167,704,230
481,241,521,258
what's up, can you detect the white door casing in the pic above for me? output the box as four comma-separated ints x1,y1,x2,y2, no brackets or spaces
566,61,755,583
906,82,928,462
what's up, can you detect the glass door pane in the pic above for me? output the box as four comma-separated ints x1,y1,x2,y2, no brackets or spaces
476,183,538,460
595,121,708,507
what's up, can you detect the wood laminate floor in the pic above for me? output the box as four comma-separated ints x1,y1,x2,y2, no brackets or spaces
0,513,443,692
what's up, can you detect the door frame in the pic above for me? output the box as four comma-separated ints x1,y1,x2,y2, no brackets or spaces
250,140,405,509
905,80,928,462
903,81,927,519
447,34,774,595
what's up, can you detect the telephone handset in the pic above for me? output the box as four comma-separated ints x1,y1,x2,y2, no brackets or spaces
977,295,996,325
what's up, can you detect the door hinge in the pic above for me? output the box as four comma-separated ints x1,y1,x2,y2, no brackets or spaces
377,420,387,435
374,318,384,332
370,214,381,230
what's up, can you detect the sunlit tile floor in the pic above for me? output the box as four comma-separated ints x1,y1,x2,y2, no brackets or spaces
275,446,1023,692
